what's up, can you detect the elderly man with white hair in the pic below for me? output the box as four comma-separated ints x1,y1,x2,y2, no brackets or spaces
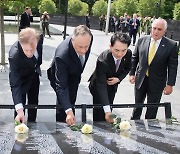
129,18,178,120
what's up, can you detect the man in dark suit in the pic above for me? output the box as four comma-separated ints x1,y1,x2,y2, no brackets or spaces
129,18,178,120
129,13,140,46
19,7,33,32
88,32,132,123
121,13,130,33
47,25,93,125
9,28,43,122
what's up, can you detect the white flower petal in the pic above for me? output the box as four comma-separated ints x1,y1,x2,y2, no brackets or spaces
81,124,93,134
15,123,29,134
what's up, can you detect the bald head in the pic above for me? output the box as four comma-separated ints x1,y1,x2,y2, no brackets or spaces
152,18,167,30
151,18,167,40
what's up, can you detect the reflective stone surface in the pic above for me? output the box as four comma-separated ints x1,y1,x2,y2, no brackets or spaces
0,120,180,154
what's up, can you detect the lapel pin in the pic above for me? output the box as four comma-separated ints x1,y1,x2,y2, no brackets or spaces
162,44,165,47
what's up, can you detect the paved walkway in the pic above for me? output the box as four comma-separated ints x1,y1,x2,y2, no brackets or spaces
0,23,180,123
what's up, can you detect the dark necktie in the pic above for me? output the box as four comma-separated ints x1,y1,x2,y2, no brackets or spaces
79,55,85,66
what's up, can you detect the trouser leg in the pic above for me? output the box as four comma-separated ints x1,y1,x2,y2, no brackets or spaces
131,77,148,120
145,86,163,119
27,73,39,122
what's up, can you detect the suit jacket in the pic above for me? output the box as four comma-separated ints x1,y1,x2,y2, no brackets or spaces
89,49,132,106
9,35,43,105
47,35,93,110
19,12,33,30
129,35,178,92
129,18,140,32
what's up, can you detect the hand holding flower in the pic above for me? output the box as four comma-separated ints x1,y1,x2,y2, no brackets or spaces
15,123,29,134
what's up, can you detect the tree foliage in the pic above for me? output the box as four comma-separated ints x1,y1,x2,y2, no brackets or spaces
110,0,117,16
137,0,158,17
8,1,25,15
116,0,138,17
92,0,107,16
79,2,89,16
68,0,83,16
68,0,89,16
81,0,96,14
161,0,176,19
39,0,57,14
173,2,180,20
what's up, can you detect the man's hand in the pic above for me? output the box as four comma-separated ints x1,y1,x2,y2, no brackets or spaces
105,112,114,123
129,75,135,84
107,77,120,85
163,85,173,95
66,110,76,126
15,108,25,123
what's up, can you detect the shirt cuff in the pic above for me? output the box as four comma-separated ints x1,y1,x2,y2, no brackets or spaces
65,108,72,114
15,103,23,112
103,105,111,113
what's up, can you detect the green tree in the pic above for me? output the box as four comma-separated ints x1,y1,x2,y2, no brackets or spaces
81,0,96,14
138,0,158,17
39,0,57,15
8,1,25,28
116,0,138,17
111,0,117,16
92,0,107,16
79,2,89,16
68,0,82,15
173,2,180,20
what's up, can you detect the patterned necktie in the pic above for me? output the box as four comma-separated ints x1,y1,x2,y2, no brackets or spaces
79,55,84,66
146,40,156,76
115,59,121,72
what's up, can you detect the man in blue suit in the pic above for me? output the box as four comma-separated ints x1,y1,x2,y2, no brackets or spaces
129,13,140,46
47,25,93,125
129,18,178,120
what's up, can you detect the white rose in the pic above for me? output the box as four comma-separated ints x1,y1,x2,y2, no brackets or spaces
15,133,28,142
81,124,93,134
15,123,29,134
119,120,131,131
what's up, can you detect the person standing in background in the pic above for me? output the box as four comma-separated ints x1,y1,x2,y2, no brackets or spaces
41,11,51,37
19,7,33,32
85,13,90,28
129,13,140,46
121,13,130,33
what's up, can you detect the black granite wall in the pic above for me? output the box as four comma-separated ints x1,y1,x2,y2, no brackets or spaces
49,15,180,41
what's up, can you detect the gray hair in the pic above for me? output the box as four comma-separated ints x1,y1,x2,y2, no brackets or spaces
152,18,167,30
72,25,91,39
19,27,39,44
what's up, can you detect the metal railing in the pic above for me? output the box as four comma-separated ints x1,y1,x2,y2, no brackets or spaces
0,102,172,122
